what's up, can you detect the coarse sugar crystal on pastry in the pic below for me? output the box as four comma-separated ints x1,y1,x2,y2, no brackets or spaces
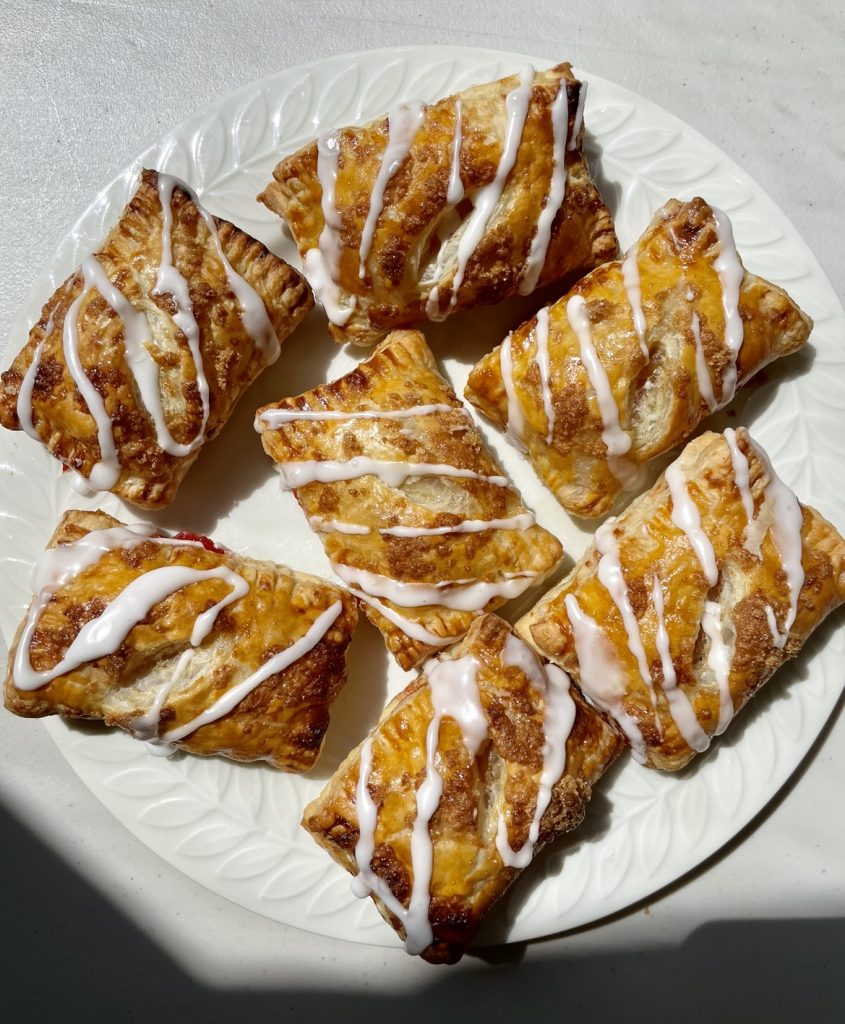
0,169,313,509
258,62,618,347
516,428,845,772
302,613,624,964
465,198,813,518
4,508,358,773
255,329,563,670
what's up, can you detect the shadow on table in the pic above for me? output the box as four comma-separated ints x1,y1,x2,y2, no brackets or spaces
2,782,844,1024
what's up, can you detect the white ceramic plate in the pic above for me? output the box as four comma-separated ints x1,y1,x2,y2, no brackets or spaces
1,45,844,950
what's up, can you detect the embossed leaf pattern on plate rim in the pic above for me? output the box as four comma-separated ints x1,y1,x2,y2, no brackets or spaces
1,45,844,950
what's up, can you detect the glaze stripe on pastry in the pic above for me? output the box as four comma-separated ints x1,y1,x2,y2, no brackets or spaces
465,197,813,518
517,429,845,770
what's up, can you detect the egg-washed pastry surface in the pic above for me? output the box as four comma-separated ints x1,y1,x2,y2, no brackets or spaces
259,62,618,347
302,613,624,963
255,329,563,670
4,509,358,772
0,169,313,509
465,198,812,518
517,428,845,771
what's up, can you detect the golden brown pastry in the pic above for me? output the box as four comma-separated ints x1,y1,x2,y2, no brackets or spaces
465,198,812,518
4,509,358,772
259,62,618,346
302,613,624,963
255,329,563,670
517,429,845,771
0,169,313,509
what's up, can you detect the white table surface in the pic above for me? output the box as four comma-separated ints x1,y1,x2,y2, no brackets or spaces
1,1,843,1020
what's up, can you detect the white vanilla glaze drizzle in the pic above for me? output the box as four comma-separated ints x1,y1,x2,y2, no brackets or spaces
520,78,569,295
621,244,649,357
309,516,372,535
61,260,122,490
567,79,587,150
305,130,356,326
533,307,555,444
277,457,509,490
152,173,210,452
495,635,575,869
350,589,455,648
700,600,735,734
405,652,488,953
82,254,202,460
500,333,526,447
567,294,634,482
380,512,535,538
305,512,535,538
14,562,248,692
664,458,719,586
723,427,756,537
651,577,710,752
722,430,804,647
255,403,453,429
446,99,464,206
358,100,425,279
161,600,342,742
595,519,662,733
352,650,488,954
449,64,534,305
691,311,718,412
564,593,647,762
710,206,745,403
751,439,805,649
333,564,538,611
351,736,419,925
17,312,55,440
194,201,280,364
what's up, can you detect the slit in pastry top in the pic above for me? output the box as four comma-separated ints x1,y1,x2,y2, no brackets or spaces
256,329,563,670
259,61,618,346
465,197,813,518
516,429,845,771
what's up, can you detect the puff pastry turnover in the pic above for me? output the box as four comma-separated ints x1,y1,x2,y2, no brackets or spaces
302,613,624,963
517,429,845,771
259,62,618,346
4,509,358,772
256,329,563,670
465,198,812,517
0,169,313,509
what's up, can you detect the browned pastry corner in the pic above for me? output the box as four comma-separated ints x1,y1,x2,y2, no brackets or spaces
256,329,563,669
302,613,624,963
4,509,357,772
465,198,812,518
517,428,845,771
0,169,313,509
259,62,617,346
